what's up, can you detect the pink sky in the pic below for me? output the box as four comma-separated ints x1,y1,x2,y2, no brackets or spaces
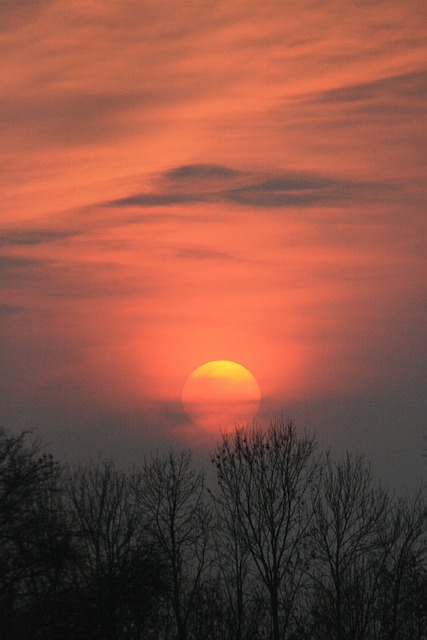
1,0,426,487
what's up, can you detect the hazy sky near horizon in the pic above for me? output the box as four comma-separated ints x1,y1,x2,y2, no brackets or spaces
1,0,426,489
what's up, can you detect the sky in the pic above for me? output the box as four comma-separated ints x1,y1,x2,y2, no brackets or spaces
1,0,426,490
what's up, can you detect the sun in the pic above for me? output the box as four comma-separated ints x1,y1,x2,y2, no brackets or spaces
182,360,261,433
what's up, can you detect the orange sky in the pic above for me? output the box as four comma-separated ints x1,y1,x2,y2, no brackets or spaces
1,0,426,487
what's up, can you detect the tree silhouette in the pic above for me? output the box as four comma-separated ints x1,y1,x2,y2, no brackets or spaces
67,458,166,640
377,491,427,640
212,419,318,640
0,428,68,639
309,453,410,640
134,450,211,640
1,424,425,640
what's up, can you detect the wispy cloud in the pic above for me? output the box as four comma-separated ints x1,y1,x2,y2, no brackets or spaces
106,163,395,210
300,70,427,113
0,255,39,270
0,229,80,247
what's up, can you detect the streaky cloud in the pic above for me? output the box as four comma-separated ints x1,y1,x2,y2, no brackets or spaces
0,229,80,247
105,163,396,210
301,70,427,108
225,178,394,208
244,175,335,191
165,163,240,181
108,193,211,207
0,256,40,269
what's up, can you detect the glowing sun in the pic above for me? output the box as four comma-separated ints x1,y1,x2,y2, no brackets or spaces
182,360,261,433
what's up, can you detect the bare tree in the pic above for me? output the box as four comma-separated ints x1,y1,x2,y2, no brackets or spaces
377,490,427,640
210,469,265,640
67,459,163,640
134,450,211,640
212,418,318,640
0,428,66,639
309,453,397,640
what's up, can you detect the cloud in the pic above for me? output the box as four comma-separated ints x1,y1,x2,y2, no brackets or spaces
0,256,39,270
107,163,241,207
165,164,240,181
225,177,394,208
108,193,208,207
298,70,427,117
323,70,426,102
106,163,395,210
0,229,80,247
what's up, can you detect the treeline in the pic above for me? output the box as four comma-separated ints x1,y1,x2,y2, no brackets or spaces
0,420,426,640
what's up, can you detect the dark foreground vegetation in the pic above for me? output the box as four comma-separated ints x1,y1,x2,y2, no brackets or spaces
0,419,426,640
